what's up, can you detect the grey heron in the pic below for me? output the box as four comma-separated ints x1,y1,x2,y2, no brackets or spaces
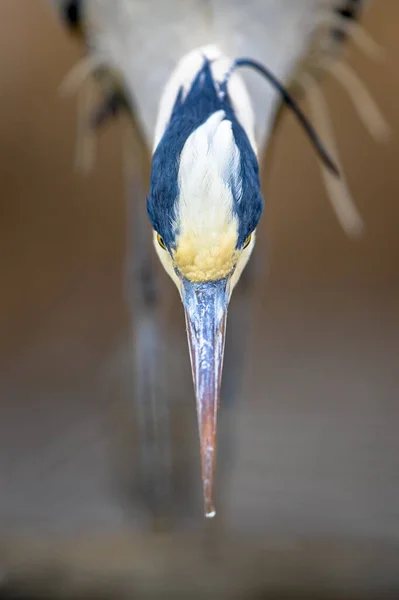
51,0,387,520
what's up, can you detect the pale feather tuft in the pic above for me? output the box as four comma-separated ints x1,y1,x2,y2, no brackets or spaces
326,59,391,143
300,73,365,238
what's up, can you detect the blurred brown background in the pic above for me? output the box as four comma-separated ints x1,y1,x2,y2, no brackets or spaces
0,0,398,552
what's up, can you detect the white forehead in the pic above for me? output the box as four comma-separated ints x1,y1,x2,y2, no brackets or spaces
176,110,241,237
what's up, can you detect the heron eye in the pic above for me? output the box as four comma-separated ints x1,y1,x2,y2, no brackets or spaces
243,234,252,249
157,233,167,250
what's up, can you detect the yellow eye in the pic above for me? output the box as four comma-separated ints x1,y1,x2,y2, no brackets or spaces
243,234,252,249
157,233,167,250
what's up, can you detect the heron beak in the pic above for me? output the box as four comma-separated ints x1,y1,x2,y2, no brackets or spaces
181,277,229,518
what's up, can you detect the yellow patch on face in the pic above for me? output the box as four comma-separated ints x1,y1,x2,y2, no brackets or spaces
173,226,239,282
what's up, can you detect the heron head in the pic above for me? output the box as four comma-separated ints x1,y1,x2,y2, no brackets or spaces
147,60,263,517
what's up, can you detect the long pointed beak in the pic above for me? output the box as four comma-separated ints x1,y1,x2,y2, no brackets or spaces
182,277,229,518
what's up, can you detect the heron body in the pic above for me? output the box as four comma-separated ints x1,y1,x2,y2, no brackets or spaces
79,0,349,148
52,0,375,517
